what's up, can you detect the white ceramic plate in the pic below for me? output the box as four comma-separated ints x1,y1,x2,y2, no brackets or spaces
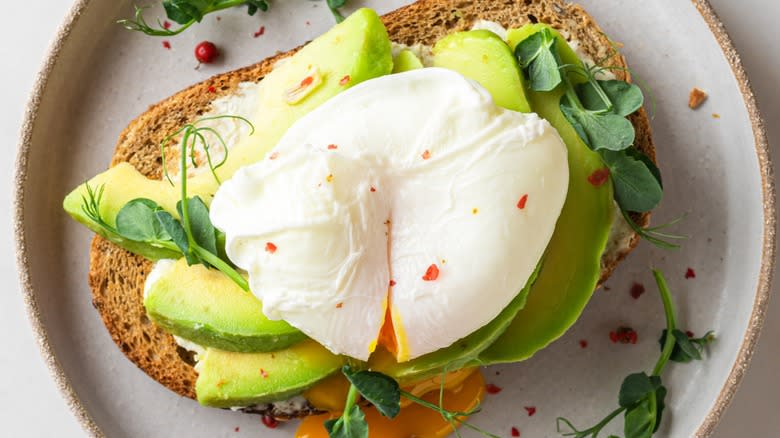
14,1,773,437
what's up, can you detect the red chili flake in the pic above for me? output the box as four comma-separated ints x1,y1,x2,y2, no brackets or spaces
421,149,431,160
265,242,277,254
306,20,311,26
327,144,338,150
268,152,279,160
339,75,351,86
511,427,521,437
336,302,343,309
162,41,171,49
610,327,638,344
261,415,278,429
370,186,377,192
234,427,240,432
389,280,396,287
300,76,314,87
163,21,172,30
587,168,610,187
517,194,529,210
485,383,502,394
579,339,588,349
686,330,695,338
253,26,266,38
524,406,537,417
260,368,269,378
207,86,217,94
216,16,222,21
630,282,645,299
685,268,696,279
422,264,440,281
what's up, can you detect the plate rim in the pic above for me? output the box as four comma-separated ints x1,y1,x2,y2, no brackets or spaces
11,1,774,437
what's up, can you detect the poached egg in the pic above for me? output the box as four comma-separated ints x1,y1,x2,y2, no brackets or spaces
210,68,569,361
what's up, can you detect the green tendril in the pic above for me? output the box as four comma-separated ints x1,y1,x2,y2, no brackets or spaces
81,182,118,233
622,209,687,250
117,5,193,37
159,115,254,187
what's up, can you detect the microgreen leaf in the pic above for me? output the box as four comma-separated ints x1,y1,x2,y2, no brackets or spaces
623,396,657,438
343,366,401,419
326,0,348,23
155,210,194,262
624,147,662,189
651,382,667,433
163,0,209,24
324,404,368,438
658,330,715,363
560,96,636,151
115,198,170,242
327,0,348,8
245,0,269,15
579,80,644,117
618,372,655,408
515,28,562,91
177,196,218,257
600,150,663,212
671,329,702,361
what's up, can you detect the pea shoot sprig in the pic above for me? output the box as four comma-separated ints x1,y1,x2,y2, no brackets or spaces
556,270,715,438
119,0,348,36
515,28,685,249
325,366,498,438
80,115,253,291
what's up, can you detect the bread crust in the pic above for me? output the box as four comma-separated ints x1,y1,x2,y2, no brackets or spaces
88,0,654,416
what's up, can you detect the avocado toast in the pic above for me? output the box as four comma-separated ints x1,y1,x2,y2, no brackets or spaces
68,0,657,428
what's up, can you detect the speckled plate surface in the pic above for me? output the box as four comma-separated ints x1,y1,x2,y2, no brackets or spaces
14,1,773,437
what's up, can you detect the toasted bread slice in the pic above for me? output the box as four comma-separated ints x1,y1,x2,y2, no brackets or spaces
88,0,654,419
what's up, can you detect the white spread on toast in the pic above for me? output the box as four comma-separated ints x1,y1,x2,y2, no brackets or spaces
391,42,435,67
210,68,569,361
164,82,262,180
603,201,635,269
471,19,509,41
143,259,176,300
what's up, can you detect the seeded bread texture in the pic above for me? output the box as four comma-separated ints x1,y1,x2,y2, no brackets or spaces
88,0,655,418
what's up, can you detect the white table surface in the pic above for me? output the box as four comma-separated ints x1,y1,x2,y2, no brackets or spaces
1,1,777,436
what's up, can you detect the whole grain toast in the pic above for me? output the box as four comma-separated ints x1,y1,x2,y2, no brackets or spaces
88,0,655,419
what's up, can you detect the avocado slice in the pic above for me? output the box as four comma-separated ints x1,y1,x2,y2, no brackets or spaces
369,265,539,383
392,49,424,73
432,29,531,113
63,8,394,261
144,259,305,352
478,24,613,364
195,340,344,408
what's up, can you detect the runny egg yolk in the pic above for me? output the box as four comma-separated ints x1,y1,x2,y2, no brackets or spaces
296,368,485,438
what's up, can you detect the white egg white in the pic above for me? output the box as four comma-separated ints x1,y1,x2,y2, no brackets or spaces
210,68,569,361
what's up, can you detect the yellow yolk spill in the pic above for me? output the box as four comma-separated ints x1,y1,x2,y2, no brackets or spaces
296,369,485,438
377,307,398,356
303,373,353,413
